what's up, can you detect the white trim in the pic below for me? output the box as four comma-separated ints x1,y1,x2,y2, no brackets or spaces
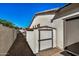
36,8,59,14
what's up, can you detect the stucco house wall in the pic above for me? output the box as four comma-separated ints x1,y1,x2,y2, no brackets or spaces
52,13,79,50
27,10,57,54
52,19,64,50
51,4,79,50
30,14,55,28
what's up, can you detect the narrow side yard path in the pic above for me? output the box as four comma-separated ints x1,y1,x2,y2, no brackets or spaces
6,31,35,56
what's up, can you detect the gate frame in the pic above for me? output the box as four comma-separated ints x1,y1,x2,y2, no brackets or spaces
38,26,56,52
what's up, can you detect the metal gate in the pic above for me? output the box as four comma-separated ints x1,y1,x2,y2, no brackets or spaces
38,26,54,52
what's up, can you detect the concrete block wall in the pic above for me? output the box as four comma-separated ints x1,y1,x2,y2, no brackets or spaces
0,24,18,56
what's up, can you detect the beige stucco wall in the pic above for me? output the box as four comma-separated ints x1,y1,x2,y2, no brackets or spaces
0,24,17,56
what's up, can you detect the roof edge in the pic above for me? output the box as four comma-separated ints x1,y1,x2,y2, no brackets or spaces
51,3,71,22
28,9,58,28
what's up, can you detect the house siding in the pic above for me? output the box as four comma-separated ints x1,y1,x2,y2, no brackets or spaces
30,14,55,28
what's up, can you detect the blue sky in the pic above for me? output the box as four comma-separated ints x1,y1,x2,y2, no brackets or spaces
0,3,66,28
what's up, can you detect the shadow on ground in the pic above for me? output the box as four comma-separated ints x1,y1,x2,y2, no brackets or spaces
6,31,35,56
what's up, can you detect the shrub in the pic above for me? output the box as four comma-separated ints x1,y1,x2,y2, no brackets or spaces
0,19,19,29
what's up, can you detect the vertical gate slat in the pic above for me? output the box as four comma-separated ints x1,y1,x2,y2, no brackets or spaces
38,29,40,52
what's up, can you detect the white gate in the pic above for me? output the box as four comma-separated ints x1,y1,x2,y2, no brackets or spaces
38,26,55,51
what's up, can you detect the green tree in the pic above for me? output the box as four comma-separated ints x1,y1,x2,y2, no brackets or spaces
0,19,19,29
